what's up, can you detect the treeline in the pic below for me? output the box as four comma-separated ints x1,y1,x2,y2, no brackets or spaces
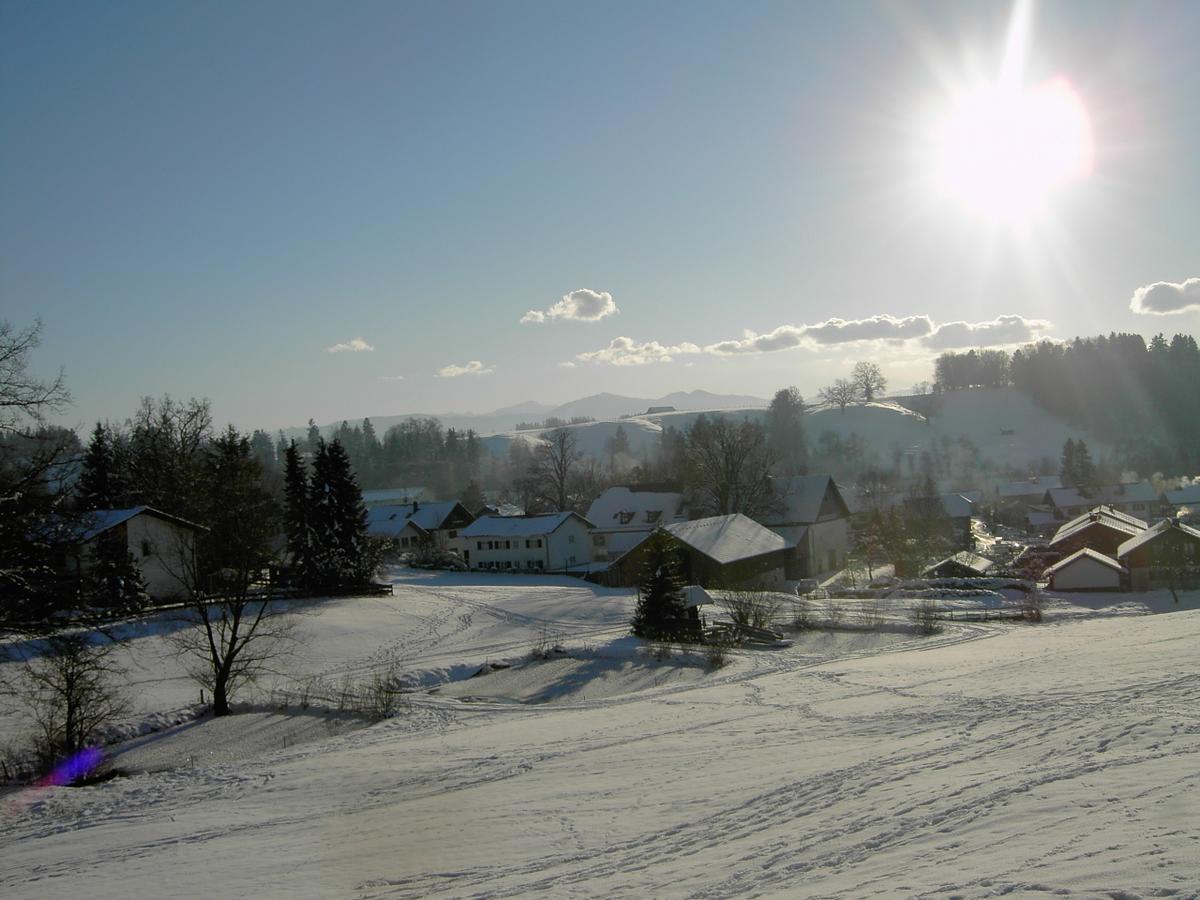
933,333,1200,470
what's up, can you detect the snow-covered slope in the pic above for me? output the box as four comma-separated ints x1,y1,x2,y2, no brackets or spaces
2,575,1197,898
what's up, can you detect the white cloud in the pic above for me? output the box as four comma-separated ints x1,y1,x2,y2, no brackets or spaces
923,315,1053,349
437,360,493,378
558,360,577,368
575,336,701,366
326,337,374,353
704,325,807,355
377,374,405,382
521,289,618,324
1129,277,1200,315
802,314,934,345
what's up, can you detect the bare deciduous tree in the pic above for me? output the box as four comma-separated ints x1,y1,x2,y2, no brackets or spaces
852,361,887,402
685,415,777,517
534,427,582,512
818,378,859,413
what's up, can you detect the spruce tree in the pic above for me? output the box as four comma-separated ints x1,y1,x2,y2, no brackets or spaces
283,440,312,587
308,439,369,587
77,422,124,510
85,528,148,614
631,531,698,641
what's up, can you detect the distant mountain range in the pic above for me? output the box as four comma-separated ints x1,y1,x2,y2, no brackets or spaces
288,390,768,439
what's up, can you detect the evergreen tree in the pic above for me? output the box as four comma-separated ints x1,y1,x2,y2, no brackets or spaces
84,528,148,614
1059,438,1078,487
308,439,370,587
1073,440,1099,496
283,440,312,587
77,422,124,510
630,531,699,641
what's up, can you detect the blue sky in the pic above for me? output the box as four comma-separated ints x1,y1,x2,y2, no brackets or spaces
3,0,1197,432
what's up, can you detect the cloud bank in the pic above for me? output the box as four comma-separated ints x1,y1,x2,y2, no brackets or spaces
575,336,701,366
573,313,1055,366
521,289,618,324
437,360,494,378
326,337,374,353
1129,278,1200,315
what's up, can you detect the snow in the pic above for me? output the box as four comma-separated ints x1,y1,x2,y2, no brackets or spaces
1117,517,1200,558
585,486,687,531
2,571,1199,898
664,513,792,563
459,512,589,538
1051,507,1148,547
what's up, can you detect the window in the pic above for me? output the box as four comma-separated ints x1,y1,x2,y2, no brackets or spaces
568,534,575,544
618,511,635,525
1133,503,1145,511
141,539,153,558
477,541,483,551
593,534,606,546
400,537,409,548
536,538,543,548
505,540,511,549
645,510,661,524
448,530,457,539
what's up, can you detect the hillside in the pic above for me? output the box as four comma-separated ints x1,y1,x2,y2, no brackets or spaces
2,573,1196,898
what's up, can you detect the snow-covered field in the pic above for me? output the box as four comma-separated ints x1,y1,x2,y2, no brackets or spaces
2,572,1198,898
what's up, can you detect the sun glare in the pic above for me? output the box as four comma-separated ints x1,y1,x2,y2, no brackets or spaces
924,0,1094,226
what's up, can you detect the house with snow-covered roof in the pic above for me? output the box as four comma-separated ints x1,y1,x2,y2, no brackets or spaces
1048,506,1147,558
760,475,851,578
366,500,475,554
995,475,1062,504
585,485,689,563
65,506,205,600
922,551,995,579
1163,484,1200,521
456,512,593,572
605,513,792,589
1116,518,1200,591
1043,482,1160,521
1043,548,1125,592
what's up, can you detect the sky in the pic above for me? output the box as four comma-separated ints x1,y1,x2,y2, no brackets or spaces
2,0,1197,433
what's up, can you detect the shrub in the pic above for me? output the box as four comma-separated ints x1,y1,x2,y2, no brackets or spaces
910,600,943,636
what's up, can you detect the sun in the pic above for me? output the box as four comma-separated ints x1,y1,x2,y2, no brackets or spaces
923,0,1094,226
933,78,1093,223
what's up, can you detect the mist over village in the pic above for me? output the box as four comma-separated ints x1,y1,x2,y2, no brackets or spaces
2,1,1199,897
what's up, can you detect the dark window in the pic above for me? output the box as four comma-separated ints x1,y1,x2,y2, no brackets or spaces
448,530,457,538
141,539,153,557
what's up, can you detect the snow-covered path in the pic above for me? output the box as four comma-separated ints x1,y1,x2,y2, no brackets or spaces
2,581,1197,898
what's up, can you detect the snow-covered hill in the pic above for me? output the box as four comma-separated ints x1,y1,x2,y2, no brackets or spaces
2,574,1196,898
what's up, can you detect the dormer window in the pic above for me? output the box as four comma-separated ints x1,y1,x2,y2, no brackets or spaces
618,511,635,525
644,510,661,524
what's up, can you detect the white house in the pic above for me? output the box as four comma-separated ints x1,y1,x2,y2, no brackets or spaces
761,475,852,578
1043,548,1124,591
585,486,688,562
71,507,204,600
456,513,594,573
367,500,475,553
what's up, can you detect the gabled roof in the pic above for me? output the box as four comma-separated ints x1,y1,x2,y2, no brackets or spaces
923,551,994,576
1046,482,1158,509
1164,485,1200,506
585,486,686,533
764,475,849,525
939,493,976,519
460,512,591,539
663,514,792,565
77,506,205,541
903,493,975,520
997,475,1062,498
366,501,468,538
1117,518,1200,559
1044,547,1125,576
1050,506,1147,547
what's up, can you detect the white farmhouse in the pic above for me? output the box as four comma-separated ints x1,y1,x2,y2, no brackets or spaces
70,506,204,600
761,475,852,578
585,486,688,562
457,513,594,573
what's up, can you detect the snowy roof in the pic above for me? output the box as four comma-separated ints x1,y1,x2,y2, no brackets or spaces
460,512,591,538
1043,547,1125,576
76,506,205,541
366,501,466,537
997,475,1062,498
1164,485,1200,506
663,514,792,565
1046,482,1158,509
1116,518,1200,559
764,475,848,525
585,486,686,532
923,551,994,576
939,493,976,519
681,584,715,608
1050,506,1147,547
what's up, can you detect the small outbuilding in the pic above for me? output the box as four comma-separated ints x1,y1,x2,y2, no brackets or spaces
922,551,995,579
67,506,205,601
1042,548,1124,592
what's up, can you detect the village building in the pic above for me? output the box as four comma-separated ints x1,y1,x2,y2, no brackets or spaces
1048,506,1147,558
67,507,204,600
1162,484,1200,522
456,512,594,573
605,513,792,589
1043,482,1159,521
760,475,852,578
1043,548,1125,591
585,485,689,563
994,475,1062,505
366,500,475,553
922,551,995,579
903,493,976,547
1116,518,1200,591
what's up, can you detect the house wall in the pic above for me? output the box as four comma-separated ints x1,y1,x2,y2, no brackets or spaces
460,517,592,572
808,518,850,575
91,514,195,599
1053,525,1130,558
591,528,652,563
1050,557,1122,591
